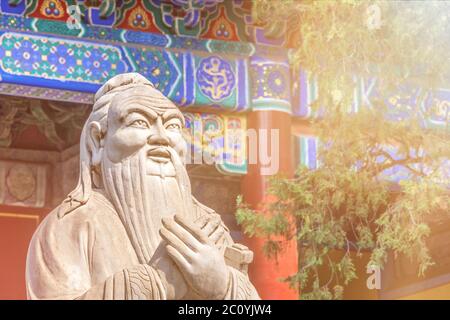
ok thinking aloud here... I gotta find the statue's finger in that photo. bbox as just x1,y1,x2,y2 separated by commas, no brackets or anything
162,216,203,250
209,227,225,244
195,214,210,229
166,245,192,274
216,234,226,248
203,216,221,236
173,214,209,244
197,213,221,229
159,227,196,258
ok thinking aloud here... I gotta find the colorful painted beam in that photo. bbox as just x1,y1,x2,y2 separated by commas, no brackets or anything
0,11,256,56
15,0,285,46
28,0,253,42
0,30,251,111
250,54,292,114
0,10,296,114
2,0,25,15
292,70,449,131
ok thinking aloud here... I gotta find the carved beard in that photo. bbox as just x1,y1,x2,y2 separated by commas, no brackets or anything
101,148,194,264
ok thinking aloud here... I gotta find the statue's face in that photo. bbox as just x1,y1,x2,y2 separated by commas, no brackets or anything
104,92,186,176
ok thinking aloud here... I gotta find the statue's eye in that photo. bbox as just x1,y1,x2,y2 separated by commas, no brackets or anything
131,119,149,129
166,123,181,130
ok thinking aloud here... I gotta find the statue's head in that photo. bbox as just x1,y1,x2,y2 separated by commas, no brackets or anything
90,74,187,180
59,73,193,263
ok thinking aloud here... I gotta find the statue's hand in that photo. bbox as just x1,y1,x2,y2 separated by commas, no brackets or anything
195,213,226,249
160,214,230,299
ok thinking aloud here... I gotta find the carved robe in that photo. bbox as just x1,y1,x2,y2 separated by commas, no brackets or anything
26,190,259,300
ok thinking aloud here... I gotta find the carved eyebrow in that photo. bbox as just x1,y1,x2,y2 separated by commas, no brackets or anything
124,107,158,122
162,109,184,124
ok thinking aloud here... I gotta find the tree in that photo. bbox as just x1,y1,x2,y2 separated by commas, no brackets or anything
236,0,450,299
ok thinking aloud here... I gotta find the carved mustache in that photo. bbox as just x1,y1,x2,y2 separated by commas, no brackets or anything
147,147,171,159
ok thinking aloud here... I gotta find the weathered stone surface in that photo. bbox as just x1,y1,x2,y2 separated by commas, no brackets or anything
25,73,259,300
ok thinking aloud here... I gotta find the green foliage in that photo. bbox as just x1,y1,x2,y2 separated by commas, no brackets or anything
236,0,450,299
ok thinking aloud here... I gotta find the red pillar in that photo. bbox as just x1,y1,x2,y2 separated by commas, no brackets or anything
241,110,298,300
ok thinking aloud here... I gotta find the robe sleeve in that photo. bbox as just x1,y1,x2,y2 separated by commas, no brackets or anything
224,266,260,300
77,265,166,300
26,212,166,300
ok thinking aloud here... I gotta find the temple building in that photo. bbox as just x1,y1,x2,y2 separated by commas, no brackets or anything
0,0,448,300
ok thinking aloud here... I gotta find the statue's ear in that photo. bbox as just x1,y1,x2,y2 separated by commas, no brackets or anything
87,121,103,168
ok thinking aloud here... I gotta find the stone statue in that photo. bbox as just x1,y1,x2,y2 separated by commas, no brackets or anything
25,73,260,300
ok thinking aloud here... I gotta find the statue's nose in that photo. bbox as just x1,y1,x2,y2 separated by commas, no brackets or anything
148,117,170,146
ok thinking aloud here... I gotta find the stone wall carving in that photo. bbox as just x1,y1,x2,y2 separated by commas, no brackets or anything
0,160,47,208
